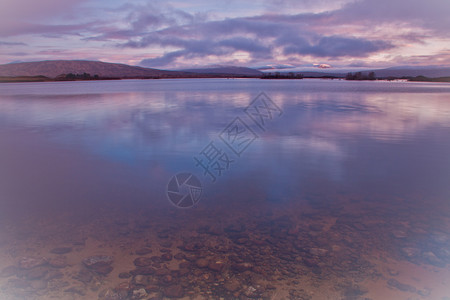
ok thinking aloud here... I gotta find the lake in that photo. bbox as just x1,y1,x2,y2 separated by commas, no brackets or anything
1,78,450,299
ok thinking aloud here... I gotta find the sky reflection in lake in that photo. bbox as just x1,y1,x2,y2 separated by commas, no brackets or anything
1,79,450,214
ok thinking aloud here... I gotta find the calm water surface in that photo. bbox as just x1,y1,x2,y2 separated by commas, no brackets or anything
1,79,450,299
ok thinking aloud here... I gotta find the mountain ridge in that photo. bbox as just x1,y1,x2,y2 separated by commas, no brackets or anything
1,60,449,80
0,60,180,78
0,60,263,79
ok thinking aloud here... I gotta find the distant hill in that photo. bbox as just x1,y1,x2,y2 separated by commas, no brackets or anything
409,76,450,83
1,60,449,81
0,60,263,80
0,60,184,79
366,67,450,78
180,66,263,76
262,66,450,79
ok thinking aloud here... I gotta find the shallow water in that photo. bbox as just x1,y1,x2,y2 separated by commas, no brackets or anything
0,78,450,299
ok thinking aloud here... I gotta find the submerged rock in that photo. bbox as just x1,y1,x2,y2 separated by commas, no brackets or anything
174,253,186,260
160,240,173,248
82,255,114,275
133,257,153,267
195,258,209,268
64,286,86,296
0,266,19,277
115,281,132,296
132,288,148,299
417,287,432,297
18,257,47,270
430,231,448,244
24,267,48,280
74,268,93,284
400,247,420,259
48,256,68,268
30,279,48,290
208,259,225,272
164,284,184,298
133,275,148,286
98,288,122,300
64,285,87,296
224,278,241,292
387,278,416,293
309,248,329,257
8,278,29,289
391,230,408,239
50,247,72,254
341,283,368,298
422,251,445,267
232,262,253,272
243,285,259,298
161,253,173,261
130,267,155,275
118,272,131,279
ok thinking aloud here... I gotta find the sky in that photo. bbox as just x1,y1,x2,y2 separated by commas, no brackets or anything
0,0,449,70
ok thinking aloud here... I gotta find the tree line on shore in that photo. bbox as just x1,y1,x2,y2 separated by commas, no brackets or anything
2,71,450,83
261,72,304,79
55,73,100,80
345,72,376,80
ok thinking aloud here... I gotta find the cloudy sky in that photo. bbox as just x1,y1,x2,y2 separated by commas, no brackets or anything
0,0,449,70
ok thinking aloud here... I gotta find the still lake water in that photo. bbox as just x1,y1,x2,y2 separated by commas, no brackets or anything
1,78,450,299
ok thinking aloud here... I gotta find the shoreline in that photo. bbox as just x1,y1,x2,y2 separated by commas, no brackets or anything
2,76,450,84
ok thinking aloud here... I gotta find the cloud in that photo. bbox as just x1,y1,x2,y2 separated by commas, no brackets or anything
0,41,26,46
257,64,296,70
0,0,97,38
218,37,271,55
0,0,85,21
0,23,93,38
314,63,332,68
139,36,271,67
118,10,396,67
124,2,197,31
132,21,394,66
388,50,450,66
283,36,393,57
336,0,450,35
0,0,448,67
6,52,28,57
0,0,90,36
141,51,186,67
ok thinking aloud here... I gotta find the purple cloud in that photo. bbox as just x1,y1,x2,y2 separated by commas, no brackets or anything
0,0,448,67
130,13,396,67
140,51,185,67
283,36,393,57
139,36,271,67
335,0,450,36
0,41,26,46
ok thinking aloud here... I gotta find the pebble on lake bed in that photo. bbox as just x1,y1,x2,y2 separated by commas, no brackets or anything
18,257,48,270
82,255,114,275
50,247,72,254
